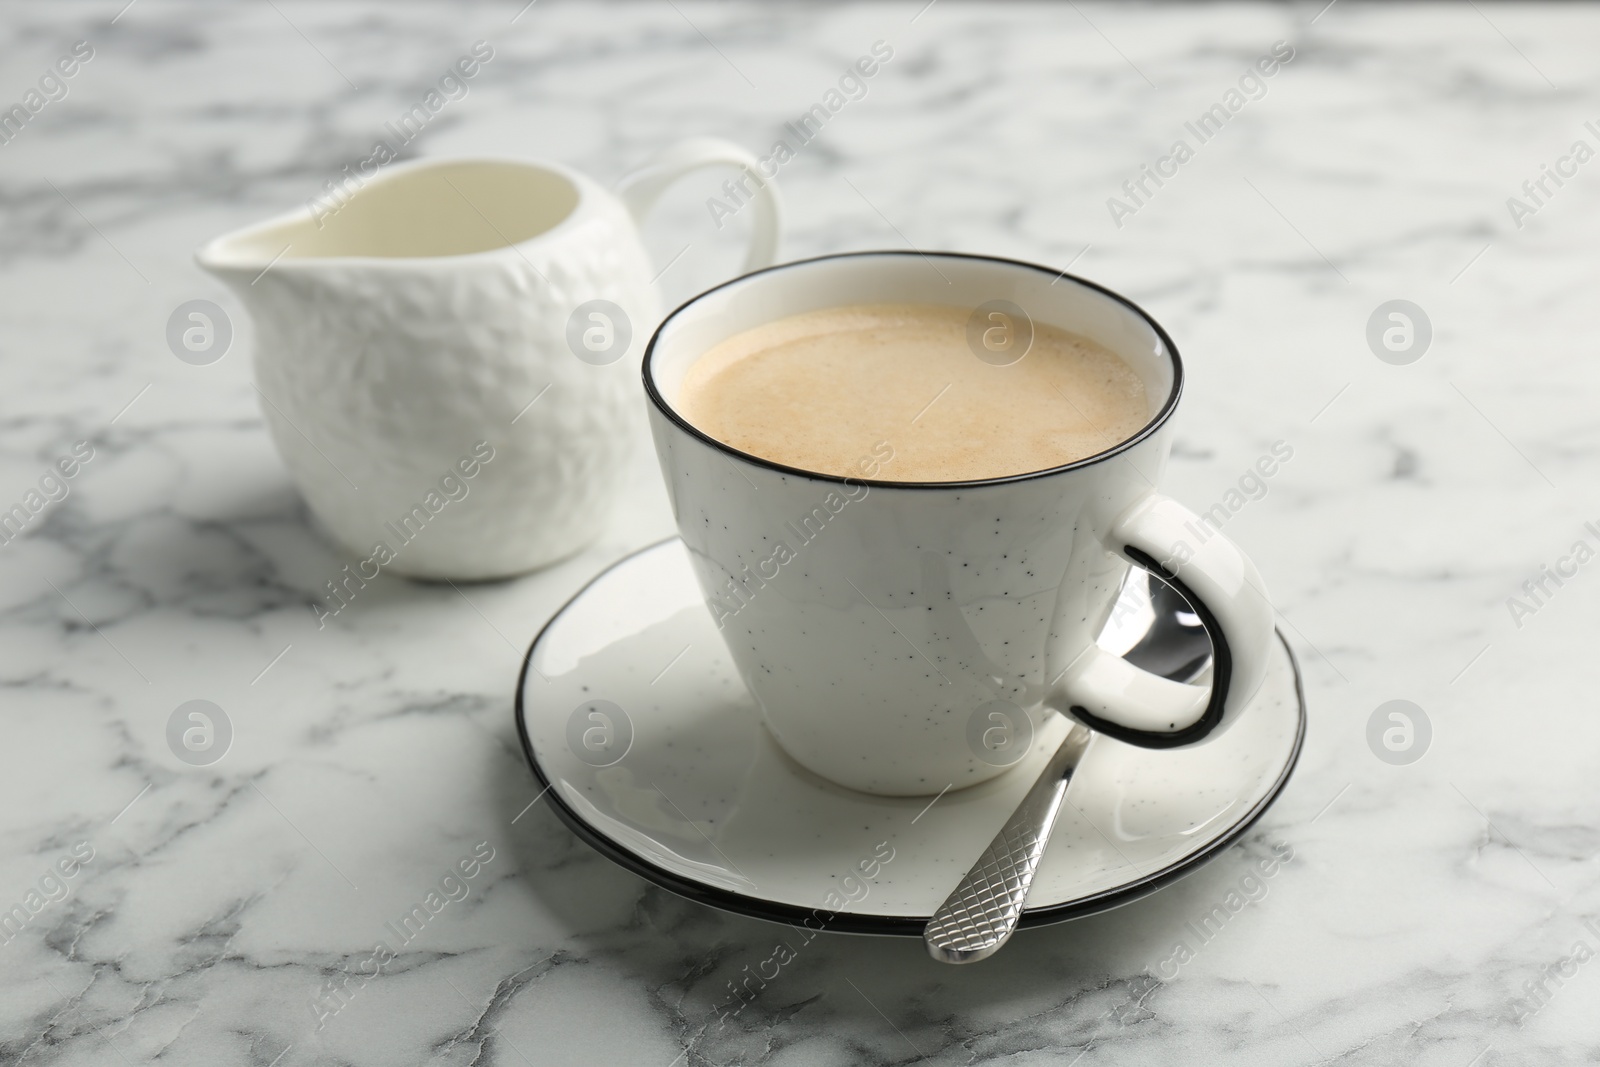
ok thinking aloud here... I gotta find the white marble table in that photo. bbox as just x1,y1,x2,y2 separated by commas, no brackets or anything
4,2,1598,1064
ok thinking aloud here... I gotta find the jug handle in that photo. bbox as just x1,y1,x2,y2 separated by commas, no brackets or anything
615,137,782,276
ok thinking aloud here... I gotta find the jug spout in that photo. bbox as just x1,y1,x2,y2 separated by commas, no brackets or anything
194,213,302,288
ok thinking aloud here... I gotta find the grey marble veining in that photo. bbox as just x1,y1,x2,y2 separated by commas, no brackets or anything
3,2,1599,1064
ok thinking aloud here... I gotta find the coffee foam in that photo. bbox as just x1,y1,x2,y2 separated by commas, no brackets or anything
678,303,1151,482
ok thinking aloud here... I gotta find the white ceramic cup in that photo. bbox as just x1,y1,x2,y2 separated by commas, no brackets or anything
197,139,780,580
643,251,1275,796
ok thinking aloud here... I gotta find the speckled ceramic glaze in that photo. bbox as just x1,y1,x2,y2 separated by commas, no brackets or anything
514,539,1304,930
197,141,780,579
644,253,1276,795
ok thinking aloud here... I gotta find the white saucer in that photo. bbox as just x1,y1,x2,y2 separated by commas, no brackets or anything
514,539,1305,934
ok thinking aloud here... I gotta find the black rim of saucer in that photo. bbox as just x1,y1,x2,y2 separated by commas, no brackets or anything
512,538,1308,937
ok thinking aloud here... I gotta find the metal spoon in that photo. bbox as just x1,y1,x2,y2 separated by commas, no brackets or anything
923,574,1211,964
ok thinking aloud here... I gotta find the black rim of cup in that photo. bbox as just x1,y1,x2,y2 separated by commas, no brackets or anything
640,249,1186,490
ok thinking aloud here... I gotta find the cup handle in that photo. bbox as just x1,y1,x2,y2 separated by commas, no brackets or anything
615,137,782,276
1050,492,1275,748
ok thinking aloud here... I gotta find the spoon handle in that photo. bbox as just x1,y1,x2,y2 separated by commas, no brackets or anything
923,722,1093,964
